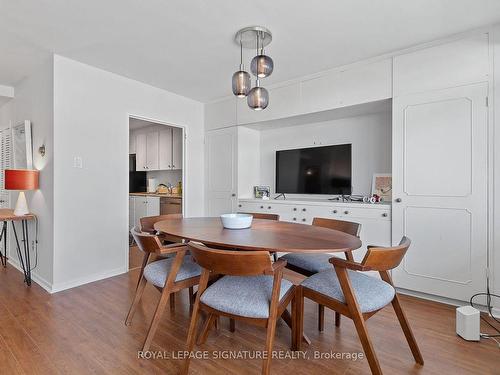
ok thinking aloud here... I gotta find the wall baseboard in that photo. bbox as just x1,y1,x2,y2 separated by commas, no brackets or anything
397,287,500,319
50,266,128,293
7,259,53,293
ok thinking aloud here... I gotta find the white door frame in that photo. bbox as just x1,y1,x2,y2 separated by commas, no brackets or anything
126,114,187,267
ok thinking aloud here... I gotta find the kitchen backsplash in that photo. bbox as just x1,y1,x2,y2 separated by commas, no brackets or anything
146,169,182,188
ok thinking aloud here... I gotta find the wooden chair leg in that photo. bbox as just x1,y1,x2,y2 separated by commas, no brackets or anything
125,275,148,325
188,286,195,306
335,266,383,375
291,291,298,350
391,294,424,365
143,250,186,351
379,270,424,365
170,292,176,310
351,309,382,375
295,287,304,351
182,270,210,375
229,318,236,332
142,287,172,351
318,304,325,331
262,315,278,375
197,313,216,345
335,311,341,327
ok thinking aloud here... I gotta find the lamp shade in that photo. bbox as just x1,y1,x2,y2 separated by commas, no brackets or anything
4,169,39,191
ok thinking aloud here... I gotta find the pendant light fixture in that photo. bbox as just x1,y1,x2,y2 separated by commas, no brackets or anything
231,39,251,97
232,26,273,110
250,32,274,78
247,78,269,110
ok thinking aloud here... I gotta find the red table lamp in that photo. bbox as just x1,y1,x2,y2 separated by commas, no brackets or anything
4,169,39,216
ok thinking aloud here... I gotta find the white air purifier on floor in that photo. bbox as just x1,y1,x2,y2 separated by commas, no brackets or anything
456,306,480,341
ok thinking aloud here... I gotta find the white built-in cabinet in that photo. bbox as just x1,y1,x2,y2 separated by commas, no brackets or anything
131,127,182,171
390,33,490,302
203,31,493,303
129,195,160,230
238,199,391,262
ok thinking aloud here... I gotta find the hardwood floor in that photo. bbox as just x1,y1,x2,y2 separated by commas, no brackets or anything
0,264,498,374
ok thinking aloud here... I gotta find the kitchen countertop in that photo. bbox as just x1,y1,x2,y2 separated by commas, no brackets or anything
130,192,182,198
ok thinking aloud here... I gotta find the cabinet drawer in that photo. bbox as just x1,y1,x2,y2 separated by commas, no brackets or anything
337,207,391,220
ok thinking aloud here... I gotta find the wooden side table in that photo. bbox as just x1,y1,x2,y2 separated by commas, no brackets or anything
0,209,37,286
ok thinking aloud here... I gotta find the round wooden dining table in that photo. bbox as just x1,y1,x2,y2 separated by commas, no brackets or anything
154,217,362,253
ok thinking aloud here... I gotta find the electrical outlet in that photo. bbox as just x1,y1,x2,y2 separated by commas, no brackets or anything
73,156,83,169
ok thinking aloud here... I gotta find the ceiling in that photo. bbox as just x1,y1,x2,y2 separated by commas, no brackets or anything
1,1,500,103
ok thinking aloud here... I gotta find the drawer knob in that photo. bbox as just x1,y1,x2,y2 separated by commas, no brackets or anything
382,212,388,217
333,210,338,214
260,205,264,209
293,207,297,211
395,198,402,203
268,206,271,209
344,210,349,214
302,208,306,212
293,217,297,221
238,204,242,208
302,218,306,222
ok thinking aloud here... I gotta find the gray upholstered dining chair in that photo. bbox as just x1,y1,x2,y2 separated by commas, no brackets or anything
296,237,423,375
279,217,361,330
182,242,296,375
125,227,203,351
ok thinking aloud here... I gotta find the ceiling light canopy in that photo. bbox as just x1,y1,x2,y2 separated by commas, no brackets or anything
232,26,273,110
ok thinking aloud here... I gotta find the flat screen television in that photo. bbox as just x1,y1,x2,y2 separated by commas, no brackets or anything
275,144,352,195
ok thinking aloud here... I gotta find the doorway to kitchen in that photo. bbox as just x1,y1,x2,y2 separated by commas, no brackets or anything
128,116,185,270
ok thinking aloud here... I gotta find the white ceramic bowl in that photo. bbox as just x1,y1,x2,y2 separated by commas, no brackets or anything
220,213,253,229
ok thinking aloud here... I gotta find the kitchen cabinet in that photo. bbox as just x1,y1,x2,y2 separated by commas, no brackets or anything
129,132,136,154
146,131,159,170
129,195,160,229
135,133,147,171
172,127,182,170
159,129,172,169
134,127,182,171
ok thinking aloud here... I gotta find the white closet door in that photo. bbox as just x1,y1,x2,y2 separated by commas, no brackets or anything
205,127,237,216
392,82,488,302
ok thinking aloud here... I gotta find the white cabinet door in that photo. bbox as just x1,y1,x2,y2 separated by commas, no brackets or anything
392,83,488,302
129,196,135,230
172,127,183,170
135,133,147,171
206,127,237,216
146,131,159,170
159,128,173,170
146,197,160,217
134,197,147,229
129,132,136,154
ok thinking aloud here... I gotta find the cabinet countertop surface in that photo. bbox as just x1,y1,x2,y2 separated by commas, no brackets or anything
239,197,391,209
129,192,182,198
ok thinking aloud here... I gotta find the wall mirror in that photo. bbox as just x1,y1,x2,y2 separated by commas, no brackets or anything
13,120,33,169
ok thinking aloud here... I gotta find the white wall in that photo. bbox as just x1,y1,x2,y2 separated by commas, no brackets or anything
52,55,204,291
258,112,391,197
0,59,54,289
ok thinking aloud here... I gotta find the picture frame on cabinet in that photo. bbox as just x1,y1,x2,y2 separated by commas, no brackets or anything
254,186,271,199
371,173,392,201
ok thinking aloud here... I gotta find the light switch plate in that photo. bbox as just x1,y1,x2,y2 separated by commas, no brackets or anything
73,156,83,169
